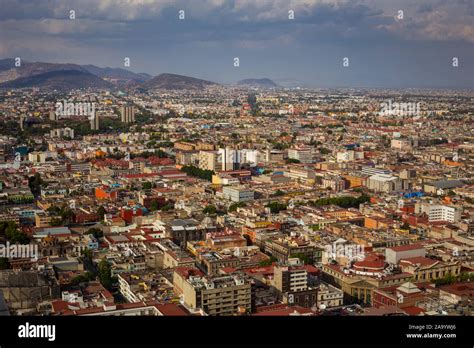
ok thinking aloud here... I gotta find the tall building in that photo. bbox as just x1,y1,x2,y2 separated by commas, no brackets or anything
121,105,135,124
49,110,58,121
90,111,99,130
19,115,25,131
182,273,252,315
274,259,308,293
288,147,313,163
198,151,218,171
273,258,319,308
218,147,240,171
50,128,75,139
415,202,462,223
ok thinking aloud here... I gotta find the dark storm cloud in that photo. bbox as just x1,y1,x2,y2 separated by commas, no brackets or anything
0,0,472,87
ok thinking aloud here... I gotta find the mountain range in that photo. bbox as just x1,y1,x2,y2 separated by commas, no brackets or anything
237,78,278,88
141,73,218,90
0,58,277,91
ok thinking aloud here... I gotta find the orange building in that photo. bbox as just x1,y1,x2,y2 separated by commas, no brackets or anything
343,175,367,188
364,216,391,230
95,186,118,200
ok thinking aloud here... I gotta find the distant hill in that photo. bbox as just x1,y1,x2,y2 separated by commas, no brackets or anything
237,78,278,88
0,58,16,72
142,73,218,90
0,69,112,90
82,65,152,83
0,58,150,90
0,60,90,84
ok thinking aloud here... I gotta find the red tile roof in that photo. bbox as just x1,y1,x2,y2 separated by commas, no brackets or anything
154,303,189,316
253,306,315,316
399,257,438,267
389,244,424,252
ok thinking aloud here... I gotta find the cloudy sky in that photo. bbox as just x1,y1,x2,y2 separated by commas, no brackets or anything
0,0,473,88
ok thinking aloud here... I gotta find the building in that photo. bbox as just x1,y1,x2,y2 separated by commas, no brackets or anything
28,152,48,163
197,251,240,276
264,237,322,264
399,257,461,282
198,151,218,171
50,128,75,139
322,264,413,305
273,259,325,308
322,176,346,192
159,239,195,269
284,167,316,182
182,273,252,315
174,142,196,151
317,282,344,309
367,174,402,193
49,110,58,121
95,186,118,201
117,271,176,303
212,173,240,186
222,186,254,203
218,147,240,171
121,105,135,124
415,202,462,223
288,147,313,163
423,180,464,196
273,259,309,294
336,150,364,163
372,282,425,309
385,244,426,265
391,138,417,150
438,282,474,305
90,112,99,130
361,167,391,176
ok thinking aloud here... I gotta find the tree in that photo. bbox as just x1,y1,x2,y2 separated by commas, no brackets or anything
272,190,285,197
266,202,287,214
286,158,300,164
229,202,246,212
150,200,160,212
97,206,107,220
142,182,153,190
82,248,93,264
160,203,174,211
310,194,370,209
181,165,214,181
319,147,331,154
290,253,311,265
98,258,113,290
86,228,103,239
259,257,277,267
203,205,217,215
71,272,95,285
0,221,29,244
28,172,42,197
60,206,75,223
